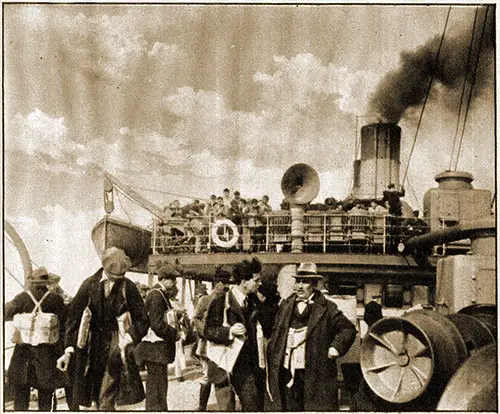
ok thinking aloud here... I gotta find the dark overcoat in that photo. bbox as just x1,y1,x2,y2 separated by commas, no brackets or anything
204,289,260,385
5,286,66,389
64,268,149,406
267,290,357,411
134,284,177,366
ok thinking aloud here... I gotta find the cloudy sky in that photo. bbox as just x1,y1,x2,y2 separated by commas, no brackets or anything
4,4,495,296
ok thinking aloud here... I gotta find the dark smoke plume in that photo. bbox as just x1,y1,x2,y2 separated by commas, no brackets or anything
369,6,494,123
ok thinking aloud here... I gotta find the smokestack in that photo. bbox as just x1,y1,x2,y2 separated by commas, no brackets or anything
351,123,402,200
369,6,494,123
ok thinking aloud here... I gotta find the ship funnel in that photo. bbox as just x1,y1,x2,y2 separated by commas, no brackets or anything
281,163,320,205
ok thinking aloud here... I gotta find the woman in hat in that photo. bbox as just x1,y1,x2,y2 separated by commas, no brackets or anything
57,247,149,410
5,267,67,411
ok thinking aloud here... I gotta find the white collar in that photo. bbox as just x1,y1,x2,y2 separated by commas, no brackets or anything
231,286,247,308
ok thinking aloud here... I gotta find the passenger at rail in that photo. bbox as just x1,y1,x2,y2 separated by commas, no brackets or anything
222,188,233,209
134,265,179,411
205,195,217,217
382,184,402,217
165,200,183,218
248,199,265,252
182,199,204,217
213,196,228,219
5,267,67,411
233,191,244,209
267,262,356,411
403,210,430,237
368,200,388,214
57,247,149,410
205,258,263,411
348,203,368,215
259,195,273,214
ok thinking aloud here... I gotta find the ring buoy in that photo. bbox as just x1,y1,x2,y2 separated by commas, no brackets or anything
211,219,239,249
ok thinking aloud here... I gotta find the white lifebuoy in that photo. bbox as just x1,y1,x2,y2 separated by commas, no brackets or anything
211,219,239,249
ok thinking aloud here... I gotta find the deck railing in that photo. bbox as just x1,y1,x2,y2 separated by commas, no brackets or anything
150,211,426,255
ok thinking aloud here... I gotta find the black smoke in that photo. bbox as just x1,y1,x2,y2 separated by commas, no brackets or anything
369,6,494,123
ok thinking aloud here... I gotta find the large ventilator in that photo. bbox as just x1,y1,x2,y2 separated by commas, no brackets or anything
281,163,320,253
360,308,496,410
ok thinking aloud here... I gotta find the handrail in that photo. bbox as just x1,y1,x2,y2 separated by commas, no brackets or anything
150,212,473,256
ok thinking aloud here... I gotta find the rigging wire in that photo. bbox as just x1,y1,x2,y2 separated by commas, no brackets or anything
453,6,489,171
5,267,25,289
405,173,423,213
401,6,452,187
448,7,480,171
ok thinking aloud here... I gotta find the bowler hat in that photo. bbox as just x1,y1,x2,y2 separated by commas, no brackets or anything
30,267,50,284
102,247,132,277
293,262,322,279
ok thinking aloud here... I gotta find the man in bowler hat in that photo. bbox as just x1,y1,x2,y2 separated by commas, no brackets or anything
267,262,356,411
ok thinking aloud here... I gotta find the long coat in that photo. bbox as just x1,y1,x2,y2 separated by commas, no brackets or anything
134,284,177,366
267,290,357,411
5,286,66,389
205,289,260,385
65,268,149,406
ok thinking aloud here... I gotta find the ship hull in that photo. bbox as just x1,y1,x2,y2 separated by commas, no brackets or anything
92,216,151,273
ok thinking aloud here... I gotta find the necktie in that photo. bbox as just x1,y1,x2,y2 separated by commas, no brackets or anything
103,280,110,298
296,298,313,314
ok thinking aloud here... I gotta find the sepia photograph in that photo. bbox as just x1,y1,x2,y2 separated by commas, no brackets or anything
3,3,496,411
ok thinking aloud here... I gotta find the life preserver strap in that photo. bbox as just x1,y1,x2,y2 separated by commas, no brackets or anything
211,219,239,249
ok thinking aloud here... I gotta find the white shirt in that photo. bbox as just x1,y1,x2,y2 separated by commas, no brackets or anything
100,273,117,297
231,286,247,308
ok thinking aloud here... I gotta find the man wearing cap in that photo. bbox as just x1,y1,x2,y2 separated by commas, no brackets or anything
134,264,180,411
5,267,67,411
205,258,264,411
57,247,149,410
267,262,356,411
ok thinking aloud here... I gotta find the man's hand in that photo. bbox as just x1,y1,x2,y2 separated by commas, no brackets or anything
56,351,72,372
328,347,340,359
229,323,246,337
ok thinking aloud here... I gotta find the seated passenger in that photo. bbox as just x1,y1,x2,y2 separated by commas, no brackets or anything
348,203,367,215
368,200,388,214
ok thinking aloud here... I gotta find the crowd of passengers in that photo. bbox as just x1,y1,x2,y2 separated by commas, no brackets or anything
157,185,429,253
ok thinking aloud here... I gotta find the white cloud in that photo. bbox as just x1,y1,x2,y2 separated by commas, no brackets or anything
7,109,72,159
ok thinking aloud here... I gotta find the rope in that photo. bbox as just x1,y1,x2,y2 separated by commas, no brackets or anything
448,7,480,170
402,6,452,187
453,6,489,171
115,190,133,223
128,185,208,202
